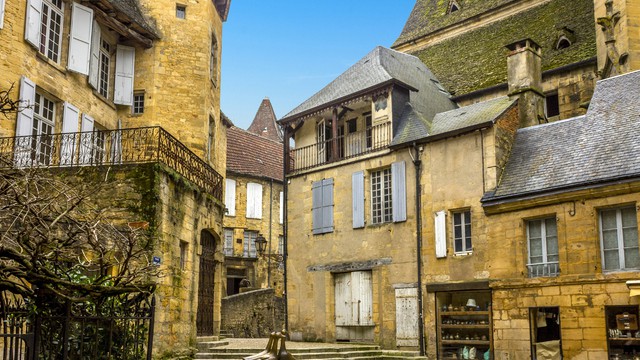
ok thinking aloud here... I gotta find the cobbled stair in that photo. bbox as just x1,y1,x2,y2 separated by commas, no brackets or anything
195,339,428,360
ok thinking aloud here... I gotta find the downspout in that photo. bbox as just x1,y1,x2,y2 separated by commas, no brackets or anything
412,142,426,356
283,127,290,333
268,179,273,286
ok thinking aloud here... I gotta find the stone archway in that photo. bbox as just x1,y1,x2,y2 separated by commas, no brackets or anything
197,229,217,336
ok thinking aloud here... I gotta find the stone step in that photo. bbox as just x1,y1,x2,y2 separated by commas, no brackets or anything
195,350,426,360
196,340,229,351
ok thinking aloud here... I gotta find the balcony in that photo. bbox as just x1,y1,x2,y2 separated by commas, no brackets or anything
290,121,391,173
527,262,560,278
0,126,223,200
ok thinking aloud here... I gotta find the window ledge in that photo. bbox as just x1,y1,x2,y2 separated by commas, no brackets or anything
35,52,66,75
453,251,473,257
92,90,117,110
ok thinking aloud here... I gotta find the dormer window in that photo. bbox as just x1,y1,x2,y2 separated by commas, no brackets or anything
556,35,572,50
448,0,461,14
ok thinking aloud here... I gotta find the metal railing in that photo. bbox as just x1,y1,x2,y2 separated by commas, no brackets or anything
0,126,223,200
527,262,560,278
290,121,391,173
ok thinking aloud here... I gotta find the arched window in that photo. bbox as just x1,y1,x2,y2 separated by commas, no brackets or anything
556,35,572,50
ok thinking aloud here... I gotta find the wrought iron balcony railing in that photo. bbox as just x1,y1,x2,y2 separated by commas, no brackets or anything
527,262,560,278
290,121,391,173
0,126,223,200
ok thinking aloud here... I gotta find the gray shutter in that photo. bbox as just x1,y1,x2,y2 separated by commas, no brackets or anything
322,178,334,233
312,180,322,234
24,0,42,48
392,161,407,222
225,179,236,216
67,2,93,75
79,114,94,164
435,210,447,258
60,102,80,165
14,76,36,167
114,45,135,105
352,171,365,228
88,21,101,88
0,0,6,29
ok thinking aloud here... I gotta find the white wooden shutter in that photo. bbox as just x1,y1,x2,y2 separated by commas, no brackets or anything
395,288,419,346
246,182,263,219
334,273,350,326
322,178,334,233
352,171,365,228
79,114,94,164
353,271,373,325
60,102,80,165
14,76,36,167
279,191,284,224
67,3,93,75
392,161,407,222
312,180,323,234
110,118,122,163
435,210,447,258
88,21,101,88
225,179,236,216
24,0,43,48
0,0,6,29
114,45,135,105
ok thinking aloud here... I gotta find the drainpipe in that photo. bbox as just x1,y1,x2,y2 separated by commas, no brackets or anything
412,142,426,356
268,178,273,287
283,127,290,334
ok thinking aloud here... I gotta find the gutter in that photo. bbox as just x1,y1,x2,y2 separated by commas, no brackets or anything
411,143,426,356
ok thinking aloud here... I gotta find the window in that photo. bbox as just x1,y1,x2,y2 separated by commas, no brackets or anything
98,38,111,98
176,4,186,19
346,118,357,134
36,0,64,62
31,91,56,164
225,179,236,216
530,307,561,359
243,231,257,258
371,168,392,224
207,115,215,163
365,113,372,149
545,93,560,118
312,178,334,234
453,210,472,254
556,36,572,50
246,182,263,219
448,1,461,13
527,218,559,277
133,92,145,114
210,35,218,84
223,228,233,256
79,115,106,165
600,206,639,271
179,241,188,270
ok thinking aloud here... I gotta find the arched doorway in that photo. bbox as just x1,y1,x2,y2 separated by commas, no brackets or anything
197,229,217,336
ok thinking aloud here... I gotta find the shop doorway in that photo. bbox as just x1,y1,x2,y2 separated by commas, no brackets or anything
530,307,562,360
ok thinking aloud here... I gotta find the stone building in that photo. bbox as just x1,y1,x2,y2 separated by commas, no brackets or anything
223,98,285,297
0,0,230,356
280,0,640,358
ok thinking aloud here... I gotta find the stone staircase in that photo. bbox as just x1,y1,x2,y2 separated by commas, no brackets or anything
195,338,427,360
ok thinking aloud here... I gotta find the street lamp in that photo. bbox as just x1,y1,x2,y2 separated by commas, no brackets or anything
255,233,268,257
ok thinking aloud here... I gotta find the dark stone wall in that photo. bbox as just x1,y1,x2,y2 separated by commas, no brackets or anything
221,288,285,338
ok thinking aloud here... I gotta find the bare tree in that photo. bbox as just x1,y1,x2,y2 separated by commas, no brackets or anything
0,162,160,303
0,82,28,118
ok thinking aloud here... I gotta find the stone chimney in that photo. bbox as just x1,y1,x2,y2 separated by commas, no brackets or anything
506,38,545,128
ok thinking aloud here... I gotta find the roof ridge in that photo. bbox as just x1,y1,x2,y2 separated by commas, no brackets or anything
229,126,284,146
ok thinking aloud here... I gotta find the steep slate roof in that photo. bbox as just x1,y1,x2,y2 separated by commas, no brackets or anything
227,126,284,182
485,70,640,201
107,0,159,39
391,96,516,147
394,0,596,96
247,98,283,143
281,46,456,121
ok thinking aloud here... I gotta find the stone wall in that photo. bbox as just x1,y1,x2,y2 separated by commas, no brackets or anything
221,288,286,338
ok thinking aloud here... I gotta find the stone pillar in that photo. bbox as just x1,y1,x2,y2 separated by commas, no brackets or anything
506,38,545,128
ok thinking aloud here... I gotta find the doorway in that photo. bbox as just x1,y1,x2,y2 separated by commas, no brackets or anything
334,271,374,342
197,230,217,336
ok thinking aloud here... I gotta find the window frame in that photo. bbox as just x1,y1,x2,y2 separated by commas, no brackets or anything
370,167,392,224
544,92,560,119
97,36,111,98
133,91,145,114
39,0,65,63
176,4,186,19
599,206,639,272
223,228,234,256
452,209,472,254
31,91,56,165
243,230,258,258
210,34,218,85
526,217,560,277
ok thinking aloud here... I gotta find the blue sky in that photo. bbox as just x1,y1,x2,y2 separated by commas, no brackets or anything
220,1,416,130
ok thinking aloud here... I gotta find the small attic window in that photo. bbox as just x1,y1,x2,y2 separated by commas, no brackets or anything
448,1,461,14
556,35,572,50
431,79,449,95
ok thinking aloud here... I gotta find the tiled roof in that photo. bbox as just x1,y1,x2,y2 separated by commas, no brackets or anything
226,126,284,182
247,98,283,143
391,96,516,147
486,70,640,201
395,0,596,96
281,46,456,121
107,0,159,39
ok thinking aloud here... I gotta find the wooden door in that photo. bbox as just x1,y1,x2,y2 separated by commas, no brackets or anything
334,271,374,341
395,287,419,347
197,230,216,336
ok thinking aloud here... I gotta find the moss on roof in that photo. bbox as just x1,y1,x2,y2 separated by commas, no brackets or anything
404,0,596,96
394,0,514,47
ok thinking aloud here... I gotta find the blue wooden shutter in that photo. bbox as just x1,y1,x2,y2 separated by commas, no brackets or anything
352,171,365,228
312,180,323,234
322,178,334,233
392,161,407,222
